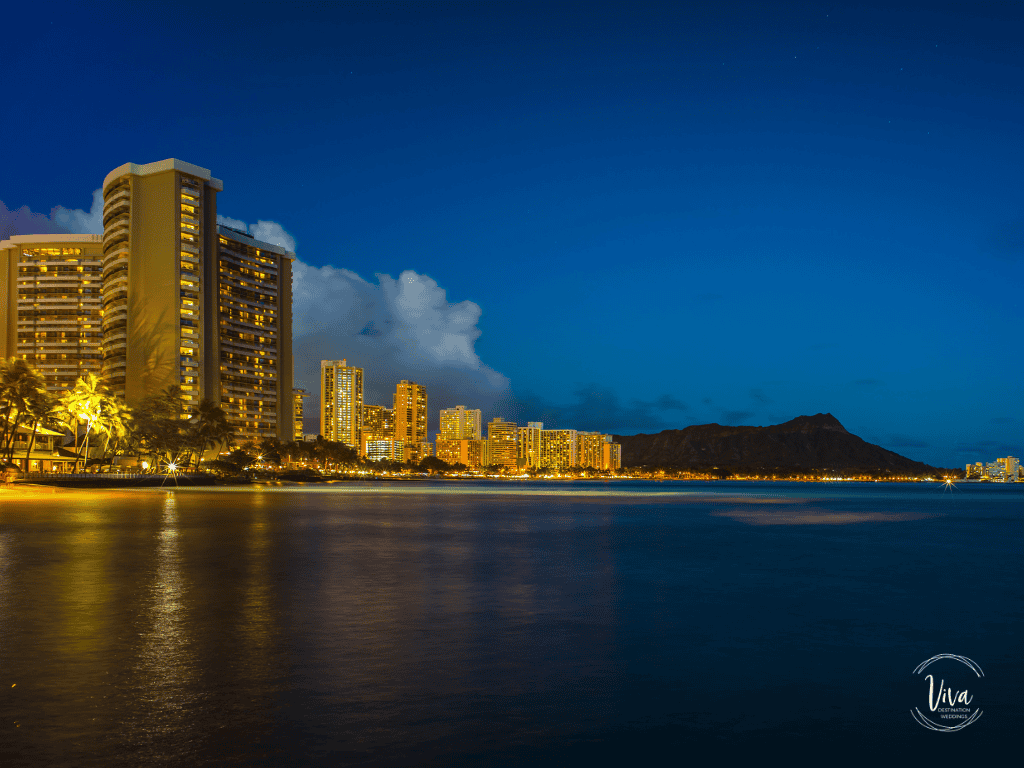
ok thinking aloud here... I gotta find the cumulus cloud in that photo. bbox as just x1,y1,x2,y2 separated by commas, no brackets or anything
293,262,511,425
51,189,104,234
1,191,102,239
217,215,297,252
216,214,249,231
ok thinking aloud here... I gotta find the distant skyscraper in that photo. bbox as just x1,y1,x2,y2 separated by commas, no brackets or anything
541,429,577,469
361,404,395,456
393,380,427,444
436,438,483,468
439,405,481,441
292,388,308,441
575,432,622,471
486,417,518,469
1,234,104,393
321,360,364,447
577,432,606,470
517,422,543,469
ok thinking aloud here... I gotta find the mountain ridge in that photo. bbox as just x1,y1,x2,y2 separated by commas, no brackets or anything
612,413,937,474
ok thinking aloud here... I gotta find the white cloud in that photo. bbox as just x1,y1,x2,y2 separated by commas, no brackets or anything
250,220,296,252
4,192,509,425
51,189,104,235
216,216,297,252
216,214,249,231
293,262,510,418
1,191,102,239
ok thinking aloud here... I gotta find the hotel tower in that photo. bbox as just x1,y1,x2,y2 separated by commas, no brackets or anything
98,159,294,441
1,234,104,393
320,359,364,448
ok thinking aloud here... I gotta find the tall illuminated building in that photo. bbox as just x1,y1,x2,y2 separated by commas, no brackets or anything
541,429,577,469
439,405,481,440
360,404,394,456
517,422,543,469
393,380,428,463
393,380,427,443
99,158,293,441
1,234,104,393
486,417,518,470
292,388,308,441
577,432,607,470
216,226,294,442
435,438,483,469
100,159,222,410
320,359,363,448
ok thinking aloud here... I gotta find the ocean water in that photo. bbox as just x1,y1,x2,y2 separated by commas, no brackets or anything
0,480,1020,765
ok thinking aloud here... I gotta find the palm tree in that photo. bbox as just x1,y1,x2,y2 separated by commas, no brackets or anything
60,373,108,472
22,387,60,472
187,398,234,469
131,385,188,472
92,395,132,471
1,358,49,465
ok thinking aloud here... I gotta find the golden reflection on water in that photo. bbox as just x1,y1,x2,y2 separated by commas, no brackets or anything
132,493,195,730
239,492,275,680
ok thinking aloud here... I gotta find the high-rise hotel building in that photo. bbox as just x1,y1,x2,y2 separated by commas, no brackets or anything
1,234,104,393
360,403,394,456
100,160,223,409
320,359,363,448
3,159,295,442
393,380,427,444
95,158,295,443
216,225,293,441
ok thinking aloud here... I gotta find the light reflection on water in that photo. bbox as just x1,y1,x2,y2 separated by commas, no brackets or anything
0,482,1020,765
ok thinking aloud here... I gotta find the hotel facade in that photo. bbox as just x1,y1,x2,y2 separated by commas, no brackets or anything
320,359,364,448
1,234,104,393
3,158,295,443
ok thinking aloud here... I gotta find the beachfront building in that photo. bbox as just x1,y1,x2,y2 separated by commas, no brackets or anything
100,159,223,411
517,422,543,469
540,429,578,470
486,417,518,470
6,422,77,473
1,234,105,394
439,405,481,440
320,359,363,449
998,457,1019,482
98,158,294,440
366,439,405,462
435,438,483,468
360,404,395,456
393,380,427,445
292,388,307,441
216,226,294,443
577,432,623,471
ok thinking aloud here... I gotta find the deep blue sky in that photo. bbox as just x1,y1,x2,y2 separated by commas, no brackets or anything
4,1,1022,467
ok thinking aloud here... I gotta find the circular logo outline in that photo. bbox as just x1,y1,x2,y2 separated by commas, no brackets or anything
910,653,984,732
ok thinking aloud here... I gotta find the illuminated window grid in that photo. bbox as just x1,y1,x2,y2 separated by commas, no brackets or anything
11,245,104,393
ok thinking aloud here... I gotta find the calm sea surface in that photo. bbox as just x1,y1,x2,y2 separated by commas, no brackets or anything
0,480,1021,765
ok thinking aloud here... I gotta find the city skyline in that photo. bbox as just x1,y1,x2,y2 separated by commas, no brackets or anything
2,2,1022,467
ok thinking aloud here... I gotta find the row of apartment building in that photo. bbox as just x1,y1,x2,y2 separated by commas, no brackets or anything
318,359,621,470
1,159,295,444
965,457,1020,482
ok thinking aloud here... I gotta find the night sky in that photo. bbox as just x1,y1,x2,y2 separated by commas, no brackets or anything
3,1,1022,467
